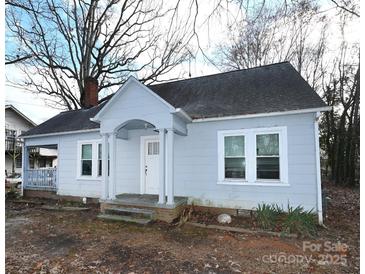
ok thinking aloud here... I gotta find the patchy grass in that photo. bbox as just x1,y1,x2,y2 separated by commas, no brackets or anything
6,183,359,273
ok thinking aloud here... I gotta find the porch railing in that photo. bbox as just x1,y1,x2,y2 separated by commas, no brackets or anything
25,168,57,190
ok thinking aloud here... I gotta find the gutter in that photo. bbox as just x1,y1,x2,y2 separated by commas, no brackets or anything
192,106,332,123
172,108,192,122
20,128,100,139
314,111,324,225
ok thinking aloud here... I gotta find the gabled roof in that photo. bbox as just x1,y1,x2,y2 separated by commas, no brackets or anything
5,104,37,127
148,62,327,119
21,62,328,137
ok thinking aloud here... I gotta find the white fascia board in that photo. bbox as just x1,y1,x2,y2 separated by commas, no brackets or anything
21,128,100,139
92,76,176,121
172,108,192,122
192,106,332,123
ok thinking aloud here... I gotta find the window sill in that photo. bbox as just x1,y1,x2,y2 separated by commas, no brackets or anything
217,180,289,187
76,176,102,181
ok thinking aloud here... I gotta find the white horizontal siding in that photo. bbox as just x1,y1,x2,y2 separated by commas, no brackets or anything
173,112,318,211
24,111,318,211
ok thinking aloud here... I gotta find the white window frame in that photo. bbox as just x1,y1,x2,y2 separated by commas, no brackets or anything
77,139,102,180
218,130,248,184
217,126,288,186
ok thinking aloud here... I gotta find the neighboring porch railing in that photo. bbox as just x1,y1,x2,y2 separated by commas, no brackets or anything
25,168,57,190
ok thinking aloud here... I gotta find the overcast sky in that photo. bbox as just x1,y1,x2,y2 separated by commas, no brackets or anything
5,0,359,125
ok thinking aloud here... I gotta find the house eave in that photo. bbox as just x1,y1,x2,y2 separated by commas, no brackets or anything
192,106,332,123
172,108,192,122
20,128,100,139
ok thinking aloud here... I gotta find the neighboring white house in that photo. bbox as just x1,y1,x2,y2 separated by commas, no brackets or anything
5,105,57,176
20,62,330,223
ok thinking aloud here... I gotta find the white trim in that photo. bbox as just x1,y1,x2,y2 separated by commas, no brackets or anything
253,127,288,184
22,128,100,139
193,107,332,123
93,76,176,122
314,112,324,225
173,108,192,122
166,129,175,205
140,135,159,194
217,126,288,185
76,139,102,180
158,129,166,204
217,181,290,187
217,131,247,182
108,133,117,199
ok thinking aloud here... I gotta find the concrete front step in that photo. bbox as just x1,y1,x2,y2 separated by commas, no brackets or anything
104,207,154,219
97,214,151,224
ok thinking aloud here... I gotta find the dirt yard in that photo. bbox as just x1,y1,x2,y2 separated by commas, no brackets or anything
6,183,359,273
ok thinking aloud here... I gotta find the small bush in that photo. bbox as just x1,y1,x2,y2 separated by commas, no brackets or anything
282,205,317,237
255,203,282,230
6,188,20,200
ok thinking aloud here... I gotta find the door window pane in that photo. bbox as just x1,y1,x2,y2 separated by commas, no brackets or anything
148,142,159,155
256,134,279,156
225,157,245,179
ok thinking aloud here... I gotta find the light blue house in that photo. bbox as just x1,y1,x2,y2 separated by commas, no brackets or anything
21,62,330,223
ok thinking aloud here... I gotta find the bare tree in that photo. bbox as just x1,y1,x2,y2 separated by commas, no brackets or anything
6,0,197,109
330,0,359,17
218,0,360,185
320,41,360,186
216,0,328,90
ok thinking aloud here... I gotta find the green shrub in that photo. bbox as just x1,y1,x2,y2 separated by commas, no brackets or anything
282,205,317,237
6,188,20,200
255,203,282,230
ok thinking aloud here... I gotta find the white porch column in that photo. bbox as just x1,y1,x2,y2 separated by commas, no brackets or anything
166,129,174,205
158,129,166,204
21,144,29,196
101,133,109,200
108,133,117,199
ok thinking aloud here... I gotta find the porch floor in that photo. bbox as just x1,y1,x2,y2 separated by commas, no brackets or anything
113,193,188,209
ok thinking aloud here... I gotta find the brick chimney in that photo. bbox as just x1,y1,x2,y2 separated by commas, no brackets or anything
84,77,99,108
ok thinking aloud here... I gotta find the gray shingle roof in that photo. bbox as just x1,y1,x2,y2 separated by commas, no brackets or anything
22,62,326,137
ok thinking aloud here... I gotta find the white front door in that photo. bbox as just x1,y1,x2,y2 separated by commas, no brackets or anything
144,137,160,194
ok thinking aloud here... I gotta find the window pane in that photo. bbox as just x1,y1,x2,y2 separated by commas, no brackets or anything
257,157,280,179
98,143,102,159
82,144,92,159
148,143,153,155
225,136,245,157
225,157,245,179
98,159,102,176
81,160,92,175
153,142,159,155
256,134,279,156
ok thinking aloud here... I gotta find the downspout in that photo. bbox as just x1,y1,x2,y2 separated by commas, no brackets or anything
314,112,323,225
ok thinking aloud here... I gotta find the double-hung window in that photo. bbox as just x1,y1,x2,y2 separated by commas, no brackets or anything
81,144,93,176
224,136,246,179
218,127,287,185
98,143,102,177
77,140,102,179
256,133,280,180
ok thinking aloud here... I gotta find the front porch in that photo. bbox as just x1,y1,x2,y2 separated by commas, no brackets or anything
100,194,188,223
94,77,192,214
